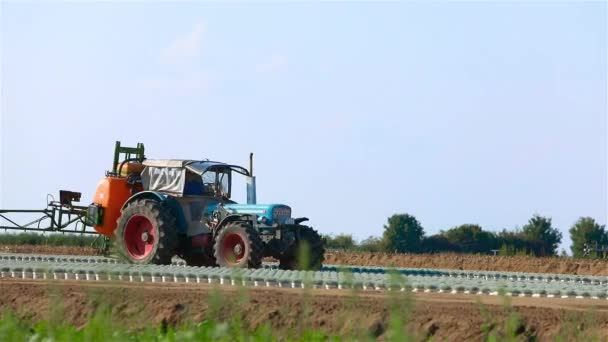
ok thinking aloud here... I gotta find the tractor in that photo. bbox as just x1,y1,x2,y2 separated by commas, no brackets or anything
86,142,324,269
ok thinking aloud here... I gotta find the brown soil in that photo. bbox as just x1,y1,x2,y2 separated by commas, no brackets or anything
3,245,608,276
325,251,608,276
0,279,606,341
2,246,606,339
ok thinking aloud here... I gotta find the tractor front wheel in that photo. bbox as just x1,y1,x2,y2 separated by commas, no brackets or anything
213,222,263,268
115,199,177,265
279,226,325,270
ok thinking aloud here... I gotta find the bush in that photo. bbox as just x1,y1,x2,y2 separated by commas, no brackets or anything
321,234,356,250
358,236,385,252
0,233,97,247
421,235,459,253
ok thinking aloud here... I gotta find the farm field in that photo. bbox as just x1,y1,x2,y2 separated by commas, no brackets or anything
0,247,607,340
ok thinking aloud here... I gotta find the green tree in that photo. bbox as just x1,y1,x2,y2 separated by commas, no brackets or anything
421,234,459,253
382,214,425,253
441,224,498,254
569,217,607,258
497,228,543,256
521,214,562,256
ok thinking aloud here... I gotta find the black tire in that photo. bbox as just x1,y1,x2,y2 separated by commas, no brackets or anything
279,226,325,270
213,222,263,268
114,199,177,265
177,234,217,267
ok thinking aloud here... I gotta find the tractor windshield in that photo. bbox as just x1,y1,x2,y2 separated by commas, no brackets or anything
184,161,247,199
202,170,230,198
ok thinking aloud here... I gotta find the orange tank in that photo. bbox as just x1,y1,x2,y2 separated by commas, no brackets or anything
119,162,145,177
92,177,133,237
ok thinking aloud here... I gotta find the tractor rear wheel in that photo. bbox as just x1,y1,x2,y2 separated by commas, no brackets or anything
115,199,177,265
279,226,325,270
214,222,263,268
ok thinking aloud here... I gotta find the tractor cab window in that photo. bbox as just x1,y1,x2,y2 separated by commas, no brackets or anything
202,170,231,198
143,167,184,196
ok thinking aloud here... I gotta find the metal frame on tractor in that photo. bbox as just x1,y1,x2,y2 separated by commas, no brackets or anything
0,142,146,252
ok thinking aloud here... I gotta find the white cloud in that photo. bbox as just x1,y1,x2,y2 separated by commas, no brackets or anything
161,22,205,64
256,53,288,73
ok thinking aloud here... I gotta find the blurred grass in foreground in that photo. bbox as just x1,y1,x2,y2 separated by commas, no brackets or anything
0,235,603,341
0,282,602,342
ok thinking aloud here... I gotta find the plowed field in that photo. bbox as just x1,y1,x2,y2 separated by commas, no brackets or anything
1,246,608,339
325,251,608,276
1,280,607,341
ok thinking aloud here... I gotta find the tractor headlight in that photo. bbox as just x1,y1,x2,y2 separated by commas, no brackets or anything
86,204,104,226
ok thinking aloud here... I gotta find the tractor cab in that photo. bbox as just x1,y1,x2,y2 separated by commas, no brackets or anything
139,160,250,201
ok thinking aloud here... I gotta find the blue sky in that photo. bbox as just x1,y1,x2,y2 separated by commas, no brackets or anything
1,2,606,252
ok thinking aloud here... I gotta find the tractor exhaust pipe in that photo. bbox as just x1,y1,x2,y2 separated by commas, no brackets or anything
247,153,257,204
249,153,254,176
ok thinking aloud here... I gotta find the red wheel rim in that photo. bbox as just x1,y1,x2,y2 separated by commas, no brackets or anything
221,233,246,265
124,215,156,259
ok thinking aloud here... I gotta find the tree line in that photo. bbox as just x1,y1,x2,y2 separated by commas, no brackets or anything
322,214,607,258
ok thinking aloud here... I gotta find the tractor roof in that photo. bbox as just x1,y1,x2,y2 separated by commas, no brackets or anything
142,159,250,176
142,159,191,168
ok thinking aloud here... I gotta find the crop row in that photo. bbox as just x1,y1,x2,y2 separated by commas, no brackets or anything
0,256,607,299
1,252,606,285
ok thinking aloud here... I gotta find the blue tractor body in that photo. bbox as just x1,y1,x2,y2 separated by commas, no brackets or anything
206,203,293,225
124,192,293,233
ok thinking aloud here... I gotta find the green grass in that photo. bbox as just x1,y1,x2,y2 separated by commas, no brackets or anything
0,309,331,342
0,233,98,247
